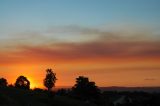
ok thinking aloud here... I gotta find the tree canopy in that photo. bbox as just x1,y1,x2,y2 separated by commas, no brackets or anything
15,76,30,89
72,76,101,100
0,78,8,87
44,69,57,91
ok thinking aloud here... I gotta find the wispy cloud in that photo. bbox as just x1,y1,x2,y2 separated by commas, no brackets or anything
145,78,156,81
0,25,160,64
0,39,160,64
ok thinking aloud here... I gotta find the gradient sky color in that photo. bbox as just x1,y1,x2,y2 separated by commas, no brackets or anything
0,0,160,88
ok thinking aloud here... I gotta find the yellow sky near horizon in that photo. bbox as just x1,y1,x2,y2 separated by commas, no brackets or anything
1,58,160,89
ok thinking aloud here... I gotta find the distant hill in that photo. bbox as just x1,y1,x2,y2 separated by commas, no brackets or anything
55,86,160,92
100,86,160,92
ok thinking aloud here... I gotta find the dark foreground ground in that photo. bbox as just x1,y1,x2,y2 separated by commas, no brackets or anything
0,87,96,106
0,86,160,106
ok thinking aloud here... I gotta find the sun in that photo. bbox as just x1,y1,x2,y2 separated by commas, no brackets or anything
27,77,38,89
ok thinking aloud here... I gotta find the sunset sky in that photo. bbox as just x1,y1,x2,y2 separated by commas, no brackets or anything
0,0,160,88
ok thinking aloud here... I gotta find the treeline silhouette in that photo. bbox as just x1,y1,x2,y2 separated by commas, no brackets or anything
0,68,160,106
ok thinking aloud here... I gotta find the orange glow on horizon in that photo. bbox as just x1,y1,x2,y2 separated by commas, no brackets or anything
0,40,160,88
0,58,159,89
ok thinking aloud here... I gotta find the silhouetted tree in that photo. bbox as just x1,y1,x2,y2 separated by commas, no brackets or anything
15,76,30,89
44,69,57,91
0,78,7,87
72,76,101,100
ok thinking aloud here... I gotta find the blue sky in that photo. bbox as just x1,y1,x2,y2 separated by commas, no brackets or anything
0,0,160,30
0,0,160,42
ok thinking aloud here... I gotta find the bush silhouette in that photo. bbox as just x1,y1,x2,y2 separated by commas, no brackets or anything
0,78,8,87
15,76,30,89
44,69,57,91
72,76,101,100
56,88,68,96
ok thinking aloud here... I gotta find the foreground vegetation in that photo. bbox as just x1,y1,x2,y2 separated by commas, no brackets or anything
0,68,160,106
0,86,97,106
1,86,160,106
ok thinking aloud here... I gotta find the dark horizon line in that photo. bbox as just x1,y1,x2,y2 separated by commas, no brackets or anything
54,86,160,88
